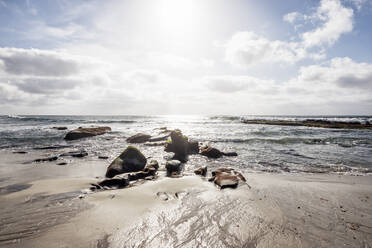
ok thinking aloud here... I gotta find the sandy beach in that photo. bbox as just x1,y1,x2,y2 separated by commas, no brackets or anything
1,150,371,248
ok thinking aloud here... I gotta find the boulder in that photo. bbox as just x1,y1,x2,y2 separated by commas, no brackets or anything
164,130,189,161
33,156,58,163
64,126,111,140
105,146,147,178
194,166,207,177
200,146,223,158
126,133,152,143
165,160,183,177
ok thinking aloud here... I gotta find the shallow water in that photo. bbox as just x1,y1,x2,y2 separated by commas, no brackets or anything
1,115,372,174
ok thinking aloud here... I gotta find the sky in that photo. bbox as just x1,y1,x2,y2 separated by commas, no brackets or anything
0,0,371,115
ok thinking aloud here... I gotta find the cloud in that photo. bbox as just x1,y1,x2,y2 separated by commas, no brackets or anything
302,0,354,48
225,32,307,67
297,57,372,90
283,12,301,23
225,0,353,67
0,47,81,76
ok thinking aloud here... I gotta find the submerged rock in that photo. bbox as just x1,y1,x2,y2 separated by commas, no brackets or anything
200,146,238,158
64,126,111,140
165,160,183,177
52,126,68,130
148,134,170,142
209,168,246,189
194,166,207,177
60,150,88,158
33,156,58,163
105,146,147,178
126,133,152,143
200,146,223,158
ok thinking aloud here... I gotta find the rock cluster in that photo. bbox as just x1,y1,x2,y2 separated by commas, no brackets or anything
164,130,200,161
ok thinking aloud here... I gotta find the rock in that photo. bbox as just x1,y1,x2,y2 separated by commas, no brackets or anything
164,130,189,162
33,145,71,150
194,166,207,177
214,174,239,189
222,152,238,157
165,160,183,177
13,151,27,154
64,126,111,140
52,126,68,130
200,146,223,158
188,141,199,154
98,156,109,159
128,168,156,181
126,133,151,143
95,175,130,189
105,146,147,178
57,162,68,166
33,156,58,163
60,150,88,158
209,168,246,189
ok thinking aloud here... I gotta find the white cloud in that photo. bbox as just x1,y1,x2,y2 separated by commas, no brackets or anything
226,0,353,67
283,12,301,23
203,75,273,93
302,0,354,48
225,32,307,67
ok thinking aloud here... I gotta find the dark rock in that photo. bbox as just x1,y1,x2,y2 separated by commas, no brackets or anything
64,126,111,140
33,156,58,163
222,152,238,157
96,175,129,189
33,145,71,150
165,160,183,177
126,133,152,143
13,151,27,154
194,166,207,177
200,146,223,158
57,162,68,166
128,168,156,181
60,150,88,158
188,141,199,154
105,146,147,178
52,126,68,130
164,130,189,162
98,156,109,159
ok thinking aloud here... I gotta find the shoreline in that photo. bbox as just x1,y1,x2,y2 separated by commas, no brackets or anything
1,166,372,247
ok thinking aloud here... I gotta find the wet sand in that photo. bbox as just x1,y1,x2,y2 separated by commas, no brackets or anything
1,151,372,247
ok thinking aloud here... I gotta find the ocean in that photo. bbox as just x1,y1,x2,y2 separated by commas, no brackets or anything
1,115,372,174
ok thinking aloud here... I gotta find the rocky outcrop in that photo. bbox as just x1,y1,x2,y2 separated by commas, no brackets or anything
165,160,183,177
209,168,246,189
52,126,68,130
126,133,152,143
194,166,207,177
105,146,147,178
64,126,111,140
200,146,238,158
33,156,58,163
